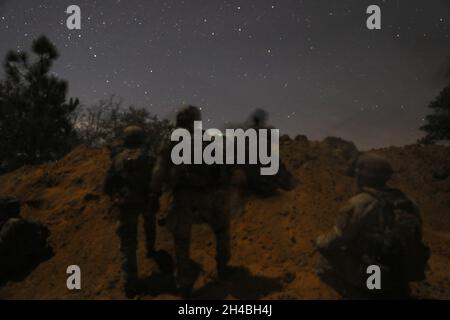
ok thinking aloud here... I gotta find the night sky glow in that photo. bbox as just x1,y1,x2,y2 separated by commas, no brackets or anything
1,0,450,149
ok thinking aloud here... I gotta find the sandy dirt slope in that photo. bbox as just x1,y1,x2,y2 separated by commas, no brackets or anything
0,138,449,300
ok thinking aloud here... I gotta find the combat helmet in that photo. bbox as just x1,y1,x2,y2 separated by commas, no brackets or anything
355,153,393,188
123,125,145,148
248,108,268,128
176,105,202,130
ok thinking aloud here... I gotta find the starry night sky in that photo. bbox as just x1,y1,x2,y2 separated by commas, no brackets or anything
0,0,449,149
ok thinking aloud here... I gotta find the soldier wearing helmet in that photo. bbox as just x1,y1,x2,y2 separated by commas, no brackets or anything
123,125,146,147
247,108,269,129
151,105,237,297
242,109,295,198
103,125,155,298
355,154,393,189
314,153,429,299
175,105,201,131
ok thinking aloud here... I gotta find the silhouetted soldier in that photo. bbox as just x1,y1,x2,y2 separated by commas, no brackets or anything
244,109,295,197
315,154,430,299
151,105,238,296
245,108,270,129
103,125,155,298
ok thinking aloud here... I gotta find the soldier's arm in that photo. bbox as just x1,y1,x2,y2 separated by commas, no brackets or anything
315,202,354,251
316,195,376,251
337,198,377,243
150,143,172,196
103,164,120,196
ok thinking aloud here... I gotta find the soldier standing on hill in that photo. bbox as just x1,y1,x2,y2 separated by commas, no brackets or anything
150,105,238,297
243,109,295,197
315,154,430,299
103,126,155,298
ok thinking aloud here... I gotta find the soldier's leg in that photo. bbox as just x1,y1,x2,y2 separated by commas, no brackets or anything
211,215,231,278
143,201,175,274
173,215,195,294
116,205,139,296
142,203,156,256
167,193,197,295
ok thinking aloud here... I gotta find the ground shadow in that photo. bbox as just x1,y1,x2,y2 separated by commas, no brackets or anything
140,249,178,296
140,272,178,296
192,266,282,300
0,248,54,287
318,269,414,300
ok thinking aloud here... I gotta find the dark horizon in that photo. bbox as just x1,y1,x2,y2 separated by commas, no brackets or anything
1,0,449,149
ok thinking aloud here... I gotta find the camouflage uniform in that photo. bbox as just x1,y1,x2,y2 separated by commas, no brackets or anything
103,126,155,297
0,196,51,284
151,105,238,295
315,154,429,299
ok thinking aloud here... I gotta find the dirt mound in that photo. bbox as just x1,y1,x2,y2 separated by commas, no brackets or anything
0,139,449,300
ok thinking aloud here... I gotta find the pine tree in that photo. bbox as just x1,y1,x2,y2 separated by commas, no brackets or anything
419,85,450,144
0,36,79,171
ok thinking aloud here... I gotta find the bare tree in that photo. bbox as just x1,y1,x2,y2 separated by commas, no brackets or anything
73,95,172,155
